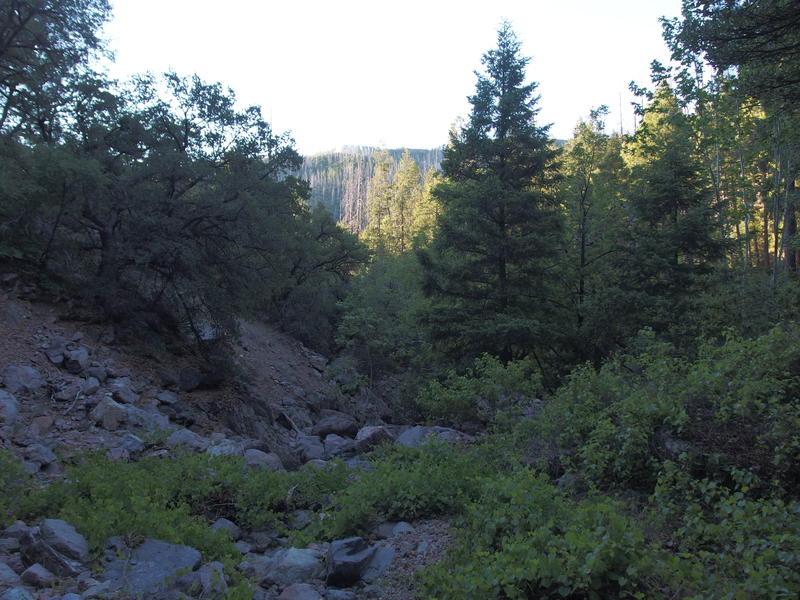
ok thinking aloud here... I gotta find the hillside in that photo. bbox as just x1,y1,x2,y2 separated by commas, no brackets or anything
297,147,443,230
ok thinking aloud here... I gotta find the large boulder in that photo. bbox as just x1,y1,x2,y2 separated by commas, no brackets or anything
19,519,89,577
260,548,323,587
355,426,395,451
166,428,210,452
0,390,18,431
0,562,21,590
1,366,43,394
63,347,90,374
295,436,324,462
325,537,375,587
310,410,358,438
102,537,202,597
89,397,127,430
244,448,285,472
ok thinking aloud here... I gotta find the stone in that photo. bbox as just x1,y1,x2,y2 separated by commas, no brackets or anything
375,521,414,539
102,537,202,597
81,377,101,396
3,522,30,540
0,563,21,590
89,397,126,430
244,448,285,472
325,591,357,600
120,433,145,454
310,410,358,438
23,444,57,466
155,390,178,405
277,583,322,600
0,588,33,600
210,518,241,540
1,366,44,394
44,338,67,366
0,390,18,431
53,382,81,402
323,434,356,458
112,386,138,404
259,547,323,587
325,537,376,587
355,426,395,451
175,560,228,599
85,366,107,382
58,595,82,600
295,436,324,462
361,546,394,583
63,347,90,374
20,563,55,588
396,425,472,447
106,447,129,461
166,428,210,452
19,519,89,576
123,405,171,431
206,439,243,457
0,537,20,552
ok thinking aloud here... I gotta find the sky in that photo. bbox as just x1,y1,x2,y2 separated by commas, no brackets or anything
103,0,684,155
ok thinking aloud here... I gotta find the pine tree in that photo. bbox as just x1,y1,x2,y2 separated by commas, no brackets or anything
419,22,564,365
388,149,422,253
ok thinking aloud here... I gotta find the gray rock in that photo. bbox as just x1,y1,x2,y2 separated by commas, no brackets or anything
325,537,376,587
54,382,82,402
260,548,323,587
375,521,414,539
175,560,227,599
244,448,286,472
0,537,20,552
57,595,82,600
63,347,90,374
0,390,18,430
277,583,322,600
355,426,395,451
323,434,356,458
81,377,101,396
296,436,324,462
90,397,127,430
112,386,138,404
166,428,210,452
156,390,178,405
361,546,394,583
325,591,357,600
85,365,107,382
44,338,67,366
102,538,202,597
311,410,358,438
206,439,243,457
396,425,472,447
23,444,56,466
0,562,21,590
2,522,30,540
19,520,89,577
20,563,55,588
105,447,129,461
210,518,241,540
0,588,33,600
124,405,171,431
1,366,44,394
120,433,145,454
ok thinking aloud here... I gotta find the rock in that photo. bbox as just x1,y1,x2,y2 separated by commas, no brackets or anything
244,449,285,472
287,510,313,531
3,522,30,540
81,377,101,396
89,397,126,430
277,583,322,600
102,537,202,597
1,366,44,394
0,390,18,431
0,588,33,600
57,595,81,600
160,400,196,427
326,591,357,600
355,426,395,451
259,548,323,587
244,528,280,553
166,428,210,452
325,537,376,587
175,560,228,599
323,434,356,458
396,425,472,447
54,382,82,402
120,433,145,454
178,368,203,392
20,563,55,588
85,365,107,382
63,347,90,374
0,563,21,590
295,436,324,462
44,338,67,366
361,546,394,583
156,390,178,405
106,447,129,461
375,521,414,539
0,537,20,552
210,518,241,540
112,386,138,404
23,444,56,466
124,405,171,431
311,410,358,438
20,520,89,577
206,439,243,457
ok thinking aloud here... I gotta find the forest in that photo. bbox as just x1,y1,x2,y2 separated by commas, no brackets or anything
2,0,800,598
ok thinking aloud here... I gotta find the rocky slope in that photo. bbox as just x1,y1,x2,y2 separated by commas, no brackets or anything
0,278,465,599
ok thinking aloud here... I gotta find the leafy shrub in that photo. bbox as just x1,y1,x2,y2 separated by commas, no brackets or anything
0,449,30,527
416,354,541,424
420,469,650,599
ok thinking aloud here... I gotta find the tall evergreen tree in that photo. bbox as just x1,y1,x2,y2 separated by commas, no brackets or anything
419,22,564,365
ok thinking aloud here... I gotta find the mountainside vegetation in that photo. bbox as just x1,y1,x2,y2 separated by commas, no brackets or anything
2,1,800,598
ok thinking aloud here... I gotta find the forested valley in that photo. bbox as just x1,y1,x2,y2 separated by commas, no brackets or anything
2,1,800,599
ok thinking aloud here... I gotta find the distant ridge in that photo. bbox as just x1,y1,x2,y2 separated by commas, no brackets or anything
297,146,443,231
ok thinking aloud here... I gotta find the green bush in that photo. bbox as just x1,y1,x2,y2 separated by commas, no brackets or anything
419,469,650,599
0,449,29,527
416,354,541,424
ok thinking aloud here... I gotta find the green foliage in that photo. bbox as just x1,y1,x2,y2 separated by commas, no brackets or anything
420,469,649,599
0,449,29,527
415,354,540,424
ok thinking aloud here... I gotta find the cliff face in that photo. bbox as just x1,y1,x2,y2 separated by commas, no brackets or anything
297,146,443,230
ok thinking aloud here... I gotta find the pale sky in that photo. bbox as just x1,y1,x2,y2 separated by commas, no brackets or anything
102,0,683,155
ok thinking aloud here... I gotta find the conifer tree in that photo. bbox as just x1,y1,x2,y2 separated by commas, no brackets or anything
419,22,564,365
